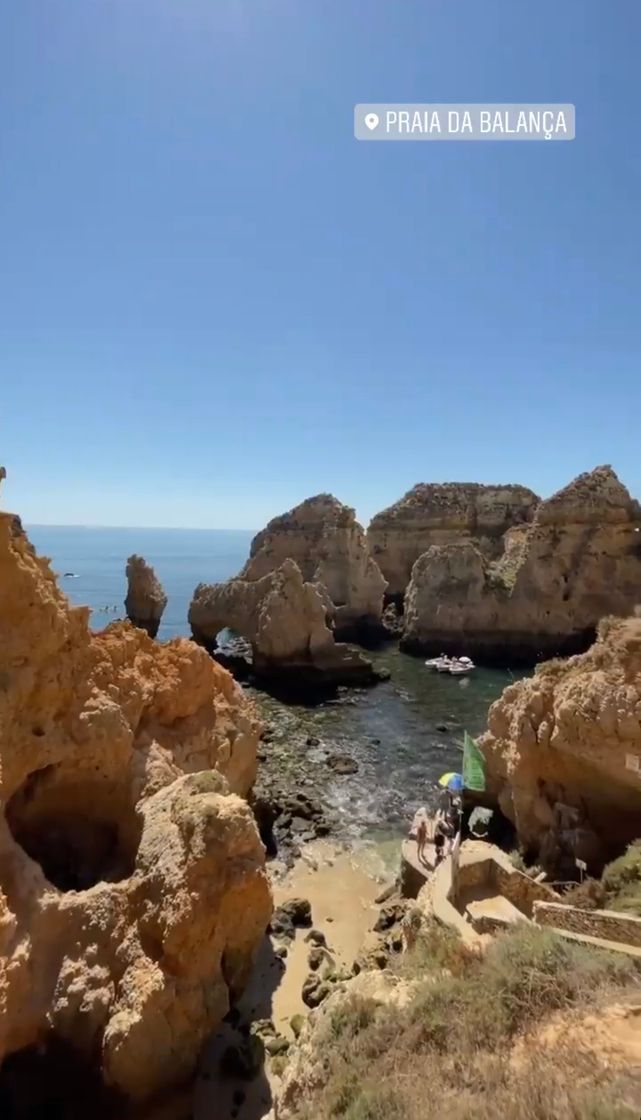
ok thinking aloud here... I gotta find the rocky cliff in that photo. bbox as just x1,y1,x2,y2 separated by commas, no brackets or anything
241,494,387,640
124,553,168,639
0,513,271,1103
189,558,384,692
368,481,540,599
401,466,641,663
480,614,641,874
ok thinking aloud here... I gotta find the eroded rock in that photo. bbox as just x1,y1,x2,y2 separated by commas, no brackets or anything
481,614,641,871
124,554,168,639
189,559,385,693
0,512,271,1103
241,494,388,641
401,466,641,663
369,480,539,599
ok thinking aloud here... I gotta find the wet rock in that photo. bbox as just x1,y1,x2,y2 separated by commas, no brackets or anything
435,723,451,733
327,754,359,775
269,909,295,942
308,947,325,972
306,735,321,746
274,945,288,960
279,897,312,928
290,1014,305,1039
373,901,408,933
302,973,332,1009
265,1035,290,1056
304,928,327,947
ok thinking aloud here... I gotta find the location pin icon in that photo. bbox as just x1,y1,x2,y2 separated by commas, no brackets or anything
364,113,379,131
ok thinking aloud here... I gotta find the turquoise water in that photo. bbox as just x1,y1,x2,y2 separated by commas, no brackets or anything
27,524,521,838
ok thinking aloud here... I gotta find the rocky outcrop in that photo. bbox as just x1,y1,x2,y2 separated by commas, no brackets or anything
0,512,271,1103
241,495,388,641
189,558,385,692
368,481,539,599
480,615,641,874
272,970,418,1119
124,553,167,639
401,467,641,663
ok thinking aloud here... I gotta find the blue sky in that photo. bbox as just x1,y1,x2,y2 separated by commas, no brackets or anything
1,0,640,528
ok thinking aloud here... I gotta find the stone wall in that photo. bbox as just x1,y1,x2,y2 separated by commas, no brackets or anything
533,901,641,947
493,864,557,918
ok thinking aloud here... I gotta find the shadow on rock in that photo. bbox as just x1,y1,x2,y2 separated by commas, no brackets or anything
194,936,287,1120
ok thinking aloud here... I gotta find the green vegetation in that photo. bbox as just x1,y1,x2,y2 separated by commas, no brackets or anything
565,841,641,917
602,841,641,916
294,923,641,1120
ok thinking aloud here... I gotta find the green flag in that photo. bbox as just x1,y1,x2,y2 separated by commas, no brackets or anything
462,731,486,792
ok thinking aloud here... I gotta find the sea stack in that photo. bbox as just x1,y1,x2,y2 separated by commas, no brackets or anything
400,466,641,663
189,557,386,693
124,553,168,639
240,493,388,642
0,511,271,1104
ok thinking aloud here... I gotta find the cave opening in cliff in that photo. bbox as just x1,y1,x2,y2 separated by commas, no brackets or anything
6,765,142,892
0,1037,124,1120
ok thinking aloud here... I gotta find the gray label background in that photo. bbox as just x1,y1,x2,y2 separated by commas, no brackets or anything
354,103,575,141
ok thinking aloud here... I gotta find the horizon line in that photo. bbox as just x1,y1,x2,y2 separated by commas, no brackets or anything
25,522,258,533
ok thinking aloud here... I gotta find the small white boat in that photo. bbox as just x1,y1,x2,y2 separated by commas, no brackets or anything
448,659,475,675
426,654,476,674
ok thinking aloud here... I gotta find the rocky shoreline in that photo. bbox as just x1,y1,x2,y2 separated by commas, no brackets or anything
4,463,641,1119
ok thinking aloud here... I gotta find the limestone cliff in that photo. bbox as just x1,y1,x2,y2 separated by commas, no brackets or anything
241,494,387,640
401,466,641,663
124,553,168,639
189,558,384,690
368,481,539,599
480,615,641,873
0,513,271,1102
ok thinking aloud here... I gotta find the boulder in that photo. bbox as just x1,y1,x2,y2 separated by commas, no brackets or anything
240,494,388,642
0,511,271,1103
124,553,168,639
401,467,641,664
368,481,539,599
189,559,385,692
480,614,641,871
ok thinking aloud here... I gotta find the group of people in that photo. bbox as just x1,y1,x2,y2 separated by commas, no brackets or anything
415,786,463,867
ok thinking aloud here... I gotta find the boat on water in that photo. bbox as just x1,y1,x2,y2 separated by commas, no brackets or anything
425,654,476,675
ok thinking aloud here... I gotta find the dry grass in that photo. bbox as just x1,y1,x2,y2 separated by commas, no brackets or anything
293,924,641,1120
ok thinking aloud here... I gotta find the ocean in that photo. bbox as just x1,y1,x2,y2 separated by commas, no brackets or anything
27,524,255,639
27,524,520,845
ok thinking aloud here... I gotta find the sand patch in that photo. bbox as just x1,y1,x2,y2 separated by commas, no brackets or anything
194,840,386,1120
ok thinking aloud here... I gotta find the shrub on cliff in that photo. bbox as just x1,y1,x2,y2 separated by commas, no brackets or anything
602,840,641,915
293,925,641,1120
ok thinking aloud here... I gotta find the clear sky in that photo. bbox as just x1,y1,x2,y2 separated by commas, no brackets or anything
1,0,640,528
